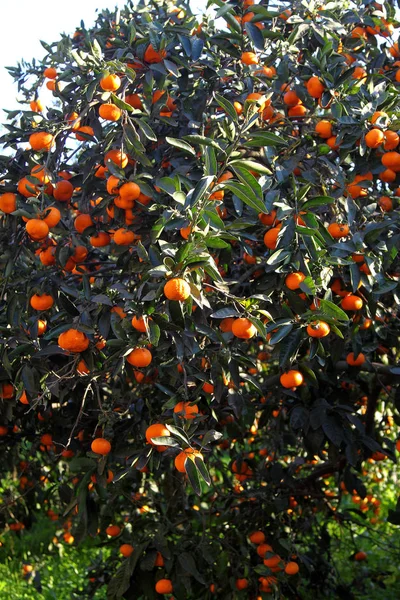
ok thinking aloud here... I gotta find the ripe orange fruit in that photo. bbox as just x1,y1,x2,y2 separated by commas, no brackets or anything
351,26,367,40
53,180,74,202
26,219,49,241
2,383,14,399
202,382,214,394
263,554,281,568
144,44,167,63
110,306,126,320
41,433,52,446
365,129,384,148
119,181,141,201
30,99,44,112
125,94,143,109
58,329,90,352
145,423,170,447
126,348,152,367
379,168,396,183
99,104,122,121
39,246,56,266
285,272,305,290
328,223,349,239
264,226,280,249
306,321,330,338
258,210,276,226
382,151,400,172
283,90,301,106
315,120,332,138
180,226,192,239
74,214,93,233
354,551,367,561
346,352,366,366
29,132,54,152
173,401,199,419
285,561,299,575
174,448,202,472
100,74,121,91
384,130,399,150
389,42,400,58
341,294,363,311
249,531,265,544
219,317,235,333
91,438,111,455
232,318,256,339
131,316,148,332
371,110,388,124
44,67,57,79
352,66,367,80
105,525,121,536
280,370,304,388
105,149,128,168
306,76,325,98
119,544,134,557
75,126,95,141
164,278,191,301
155,579,173,594
235,578,249,590
30,293,54,311
378,196,393,211
90,232,111,247
19,391,29,405
0,193,17,214
41,207,61,228
114,228,135,245
77,359,89,375
241,51,258,65
326,135,339,150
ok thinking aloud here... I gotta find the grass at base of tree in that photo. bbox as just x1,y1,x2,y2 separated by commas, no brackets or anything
0,513,111,600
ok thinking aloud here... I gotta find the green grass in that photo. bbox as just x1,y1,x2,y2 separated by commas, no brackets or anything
0,516,111,599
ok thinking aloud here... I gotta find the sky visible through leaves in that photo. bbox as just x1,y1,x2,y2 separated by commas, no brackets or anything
0,0,205,123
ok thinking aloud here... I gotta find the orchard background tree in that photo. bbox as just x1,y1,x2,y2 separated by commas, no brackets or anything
0,0,400,598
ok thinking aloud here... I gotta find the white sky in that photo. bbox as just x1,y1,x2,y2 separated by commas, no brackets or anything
0,0,206,122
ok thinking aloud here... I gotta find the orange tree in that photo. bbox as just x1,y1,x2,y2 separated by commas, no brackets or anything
0,0,400,597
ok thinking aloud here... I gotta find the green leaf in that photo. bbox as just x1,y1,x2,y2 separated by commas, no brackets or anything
215,93,238,122
184,135,226,154
194,455,211,485
166,136,196,155
178,551,206,584
319,299,349,321
164,59,180,77
91,39,102,60
165,423,191,445
224,181,266,213
243,131,287,147
185,455,202,495
302,196,336,210
204,146,218,176
150,436,180,447
269,324,293,344
245,22,265,50
231,165,263,202
148,320,160,346
135,119,157,141
228,159,272,175
21,365,36,395
185,175,215,209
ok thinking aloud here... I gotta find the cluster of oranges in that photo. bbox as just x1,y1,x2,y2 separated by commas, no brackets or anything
0,0,399,597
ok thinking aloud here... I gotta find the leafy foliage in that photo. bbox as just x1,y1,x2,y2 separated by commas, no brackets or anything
0,0,400,598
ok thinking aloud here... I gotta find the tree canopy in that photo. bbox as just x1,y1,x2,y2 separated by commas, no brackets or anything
0,0,400,598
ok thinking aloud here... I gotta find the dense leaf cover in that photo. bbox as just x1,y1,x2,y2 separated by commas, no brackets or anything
0,0,400,598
